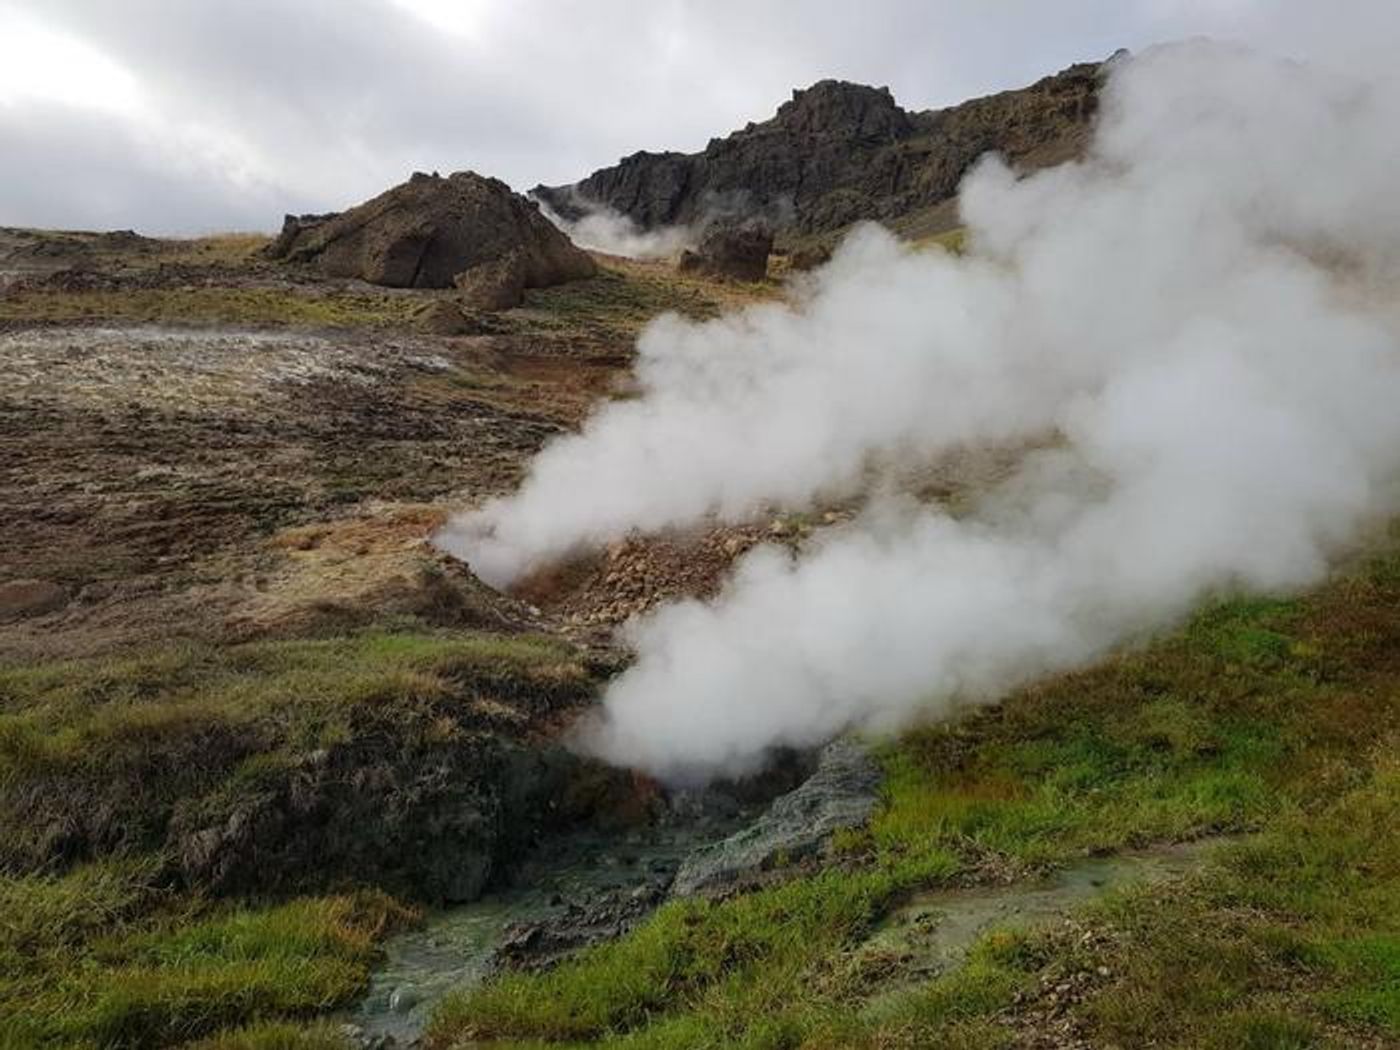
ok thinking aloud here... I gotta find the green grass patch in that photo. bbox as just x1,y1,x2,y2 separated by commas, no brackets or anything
0,630,595,872
515,263,772,341
0,859,410,1048
427,546,1400,1048
1080,751,1400,1046
430,865,926,1044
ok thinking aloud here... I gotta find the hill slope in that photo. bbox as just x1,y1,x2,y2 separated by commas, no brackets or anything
534,61,1104,244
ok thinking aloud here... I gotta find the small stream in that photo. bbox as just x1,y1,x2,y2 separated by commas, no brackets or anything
348,802,762,1046
859,837,1229,993
347,737,1226,1048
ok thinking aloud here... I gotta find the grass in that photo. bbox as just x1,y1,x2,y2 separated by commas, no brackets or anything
0,858,412,1048
1081,755,1400,1046
426,541,1400,1048
0,287,423,329
0,228,270,268
0,256,765,338
515,261,776,342
0,630,596,873
3,527,1395,1050
0,627,605,1047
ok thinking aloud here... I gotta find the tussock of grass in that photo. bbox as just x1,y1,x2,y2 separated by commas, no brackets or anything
516,263,773,341
1080,751,1400,1045
188,1021,351,1050
0,862,411,1048
428,546,1400,1048
0,630,595,870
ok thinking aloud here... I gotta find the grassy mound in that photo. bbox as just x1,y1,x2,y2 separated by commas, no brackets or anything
0,861,413,1048
0,630,600,892
0,630,611,1047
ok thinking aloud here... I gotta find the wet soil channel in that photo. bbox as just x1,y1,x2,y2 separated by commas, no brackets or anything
349,739,881,1046
350,818,732,1046
348,738,1226,1046
858,838,1228,999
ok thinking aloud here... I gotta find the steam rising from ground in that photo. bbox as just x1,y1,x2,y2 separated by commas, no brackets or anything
534,195,695,260
441,42,1400,779
536,189,793,261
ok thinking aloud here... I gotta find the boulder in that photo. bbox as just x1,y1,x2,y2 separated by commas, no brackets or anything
266,171,596,302
0,578,67,622
266,212,337,259
676,223,772,282
788,242,833,272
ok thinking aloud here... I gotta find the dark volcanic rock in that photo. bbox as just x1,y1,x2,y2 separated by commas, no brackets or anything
266,171,596,299
267,212,338,259
676,223,773,281
670,738,883,897
534,62,1103,243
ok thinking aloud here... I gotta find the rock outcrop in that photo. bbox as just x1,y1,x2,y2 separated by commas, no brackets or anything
170,734,591,903
534,61,1103,243
267,171,596,303
670,738,883,897
676,223,773,281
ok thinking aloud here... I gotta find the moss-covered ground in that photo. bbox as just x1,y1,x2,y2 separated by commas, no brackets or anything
425,538,1400,1049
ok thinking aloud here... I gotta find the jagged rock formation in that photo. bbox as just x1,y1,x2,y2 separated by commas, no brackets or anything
676,223,773,281
266,171,596,301
534,62,1103,243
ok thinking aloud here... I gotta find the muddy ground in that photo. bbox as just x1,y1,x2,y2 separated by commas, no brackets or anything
0,228,777,665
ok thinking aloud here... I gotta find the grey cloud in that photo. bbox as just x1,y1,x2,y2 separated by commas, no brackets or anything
6,1,1400,234
0,101,301,232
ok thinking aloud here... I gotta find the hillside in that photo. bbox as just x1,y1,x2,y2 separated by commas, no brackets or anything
2,218,1397,1050
4,45,1400,1050
533,60,1103,246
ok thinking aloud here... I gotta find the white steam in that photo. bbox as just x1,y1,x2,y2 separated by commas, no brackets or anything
441,42,1400,779
534,194,695,260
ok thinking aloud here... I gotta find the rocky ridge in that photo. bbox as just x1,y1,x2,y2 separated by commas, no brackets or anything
534,61,1105,244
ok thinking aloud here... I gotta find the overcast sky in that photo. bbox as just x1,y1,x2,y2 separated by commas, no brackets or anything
2,0,1397,235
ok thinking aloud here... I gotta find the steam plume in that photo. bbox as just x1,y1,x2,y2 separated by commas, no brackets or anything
534,194,695,260
440,42,1400,779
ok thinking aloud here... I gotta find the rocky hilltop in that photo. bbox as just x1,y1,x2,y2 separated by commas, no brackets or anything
267,170,596,302
535,61,1104,244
